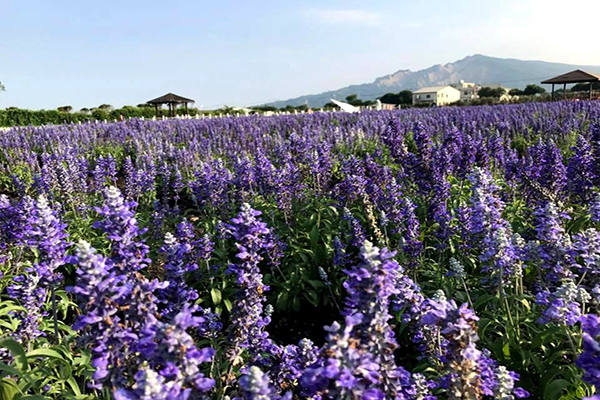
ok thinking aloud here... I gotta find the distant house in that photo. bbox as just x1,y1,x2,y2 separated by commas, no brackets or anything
451,80,479,101
412,86,461,106
375,100,397,110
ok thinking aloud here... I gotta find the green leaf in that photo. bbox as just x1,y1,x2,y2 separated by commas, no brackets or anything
223,299,233,312
540,366,568,393
474,294,496,310
276,291,289,311
0,378,20,400
0,305,26,317
0,339,27,372
502,342,511,358
0,320,18,332
26,348,67,362
544,379,570,400
292,296,301,312
307,280,324,289
309,225,320,246
210,288,222,305
0,363,22,378
73,349,91,367
532,326,563,349
304,289,319,306
66,376,81,395
518,298,531,312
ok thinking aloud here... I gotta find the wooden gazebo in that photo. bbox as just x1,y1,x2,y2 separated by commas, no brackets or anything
147,93,195,117
541,70,600,100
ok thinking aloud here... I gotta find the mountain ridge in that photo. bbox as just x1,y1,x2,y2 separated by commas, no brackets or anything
263,54,600,108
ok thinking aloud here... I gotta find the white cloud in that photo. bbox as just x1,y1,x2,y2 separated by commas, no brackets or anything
305,8,384,26
435,0,600,66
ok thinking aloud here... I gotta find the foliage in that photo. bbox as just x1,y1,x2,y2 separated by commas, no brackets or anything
572,82,600,92
344,94,375,106
523,84,547,96
378,90,413,105
0,106,209,127
1,101,600,398
478,86,507,98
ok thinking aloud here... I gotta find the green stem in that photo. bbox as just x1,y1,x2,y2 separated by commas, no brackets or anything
52,286,59,342
327,284,341,313
565,328,578,356
503,296,518,340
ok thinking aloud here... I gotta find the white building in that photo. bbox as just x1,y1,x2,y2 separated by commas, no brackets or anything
451,80,480,101
412,86,461,106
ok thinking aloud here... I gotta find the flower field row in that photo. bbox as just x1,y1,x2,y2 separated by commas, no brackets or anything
1,101,600,399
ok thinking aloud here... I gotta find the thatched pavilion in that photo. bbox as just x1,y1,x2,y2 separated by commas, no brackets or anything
541,70,600,100
147,93,195,117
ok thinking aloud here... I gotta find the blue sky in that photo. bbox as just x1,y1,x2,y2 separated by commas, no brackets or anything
2,0,599,110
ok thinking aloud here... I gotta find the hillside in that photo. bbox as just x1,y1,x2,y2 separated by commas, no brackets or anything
264,54,600,108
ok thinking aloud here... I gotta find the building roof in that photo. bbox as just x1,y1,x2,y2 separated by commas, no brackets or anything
147,93,195,104
413,86,458,94
541,70,600,85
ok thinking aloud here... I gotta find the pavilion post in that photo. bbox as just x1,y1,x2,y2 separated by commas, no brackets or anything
590,82,593,100
563,83,567,100
551,84,555,101
146,94,195,118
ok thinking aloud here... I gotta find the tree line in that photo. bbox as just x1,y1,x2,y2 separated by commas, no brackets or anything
0,104,237,127
0,82,596,127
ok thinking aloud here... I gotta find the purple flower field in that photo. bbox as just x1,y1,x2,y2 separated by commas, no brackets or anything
1,101,600,399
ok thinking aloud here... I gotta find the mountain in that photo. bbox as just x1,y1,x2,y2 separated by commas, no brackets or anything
263,54,600,108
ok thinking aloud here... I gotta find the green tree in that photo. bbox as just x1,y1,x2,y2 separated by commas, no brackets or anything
523,84,546,96
343,94,375,106
478,87,506,98
378,90,412,105
98,104,113,111
398,90,413,105
251,105,277,112
57,105,73,113
0,82,5,91
345,94,360,105
92,108,109,120
509,88,524,96
378,93,400,104
571,82,600,91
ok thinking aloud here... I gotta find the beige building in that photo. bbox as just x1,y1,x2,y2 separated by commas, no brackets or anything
451,80,480,101
412,86,461,106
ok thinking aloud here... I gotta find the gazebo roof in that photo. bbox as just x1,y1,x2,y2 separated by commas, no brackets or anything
147,93,195,104
541,70,600,85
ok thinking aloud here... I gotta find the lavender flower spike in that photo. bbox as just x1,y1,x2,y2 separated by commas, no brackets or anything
226,203,277,360
237,366,290,400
